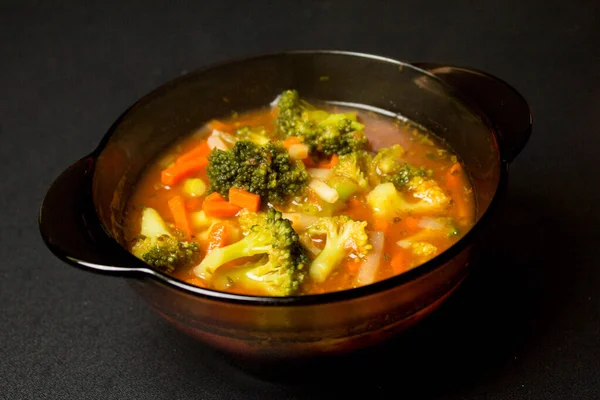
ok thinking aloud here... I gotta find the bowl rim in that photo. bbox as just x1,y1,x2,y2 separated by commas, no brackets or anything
89,49,508,306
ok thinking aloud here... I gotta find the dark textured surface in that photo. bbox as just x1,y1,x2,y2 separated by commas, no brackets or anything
2,1,600,399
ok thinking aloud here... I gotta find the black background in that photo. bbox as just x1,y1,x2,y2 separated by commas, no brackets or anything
2,1,599,399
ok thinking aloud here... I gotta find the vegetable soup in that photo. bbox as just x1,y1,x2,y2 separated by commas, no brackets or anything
123,90,475,296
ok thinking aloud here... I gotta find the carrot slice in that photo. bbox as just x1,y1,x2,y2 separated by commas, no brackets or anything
161,156,208,186
228,188,261,212
282,136,302,149
206,222,230,253
346,259,362,274
176,142,211,164
404,216,421,231
168,195,192,240
202,192,242,217
391,251,409,275
317,154,339,169
372,219,389,234
347,198,363,210
204,192,226,203
203,201,242,218
185,197,203,211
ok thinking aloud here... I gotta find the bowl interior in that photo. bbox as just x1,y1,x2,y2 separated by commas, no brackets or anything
92,51,501,262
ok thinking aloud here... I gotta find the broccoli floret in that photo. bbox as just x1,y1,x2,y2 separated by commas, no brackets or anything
406,176,450,207
210,253,303,296
304,216,372,283
207,140,308,204
312,113,367,156
327,151,373,200
275,89,315,137
366,182,450,220
369,145,427,189
193,208,309,296
209,126,271,147
138,236,199,272
371,145,406,177
410,242,439,258
131,208,199,273
274,90,367,156
394,240,439,271
388,164,427,190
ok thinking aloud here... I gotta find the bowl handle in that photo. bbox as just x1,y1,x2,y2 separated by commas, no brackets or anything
412,63,532,163
39,156,150,276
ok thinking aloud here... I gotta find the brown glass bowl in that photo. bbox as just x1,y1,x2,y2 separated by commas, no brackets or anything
39,51,531,368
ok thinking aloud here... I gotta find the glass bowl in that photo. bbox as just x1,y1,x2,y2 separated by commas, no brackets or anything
39,51,531,369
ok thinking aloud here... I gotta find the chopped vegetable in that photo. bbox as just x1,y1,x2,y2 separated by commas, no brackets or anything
168,195,193,240
202,192,242,218
307,168,333,181
274,90,368,155
190,210,213,230
194,208,309,296
161,156,209,186
288,143,310,160
207,134,229,151
207,140,309,204
366,182,450,220
206,222,231,253
417,217,445,230
183,178,207,197
411,242,438,258
184,197,203,211
309,179,340,204
327,151,372,199
304,216,372,283
390,251,408,275
176,142,211,164
131,208,199,272
282,136,302,149
355,231,384,286
228,187,261,212
281,212,318,231
202,200,242,218
318,154,339,169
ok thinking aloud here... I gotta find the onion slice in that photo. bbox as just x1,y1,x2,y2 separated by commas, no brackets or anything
269,94,282,107
356,231,385,286
207,134,228,151
288,143,310,160
396,239,411,249
307,168,333,180
417,217,444,230
309,179,339,203
282,213,318,231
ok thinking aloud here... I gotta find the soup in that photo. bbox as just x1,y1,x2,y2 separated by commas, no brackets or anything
123,90,475,296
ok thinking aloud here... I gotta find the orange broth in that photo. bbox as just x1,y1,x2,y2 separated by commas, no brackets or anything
124,105,475,296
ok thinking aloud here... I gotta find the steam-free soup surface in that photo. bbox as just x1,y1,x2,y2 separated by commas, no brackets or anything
124,91,475,296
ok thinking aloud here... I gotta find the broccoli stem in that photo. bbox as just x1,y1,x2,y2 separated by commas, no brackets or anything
309,240,347,283
194,237,271,277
